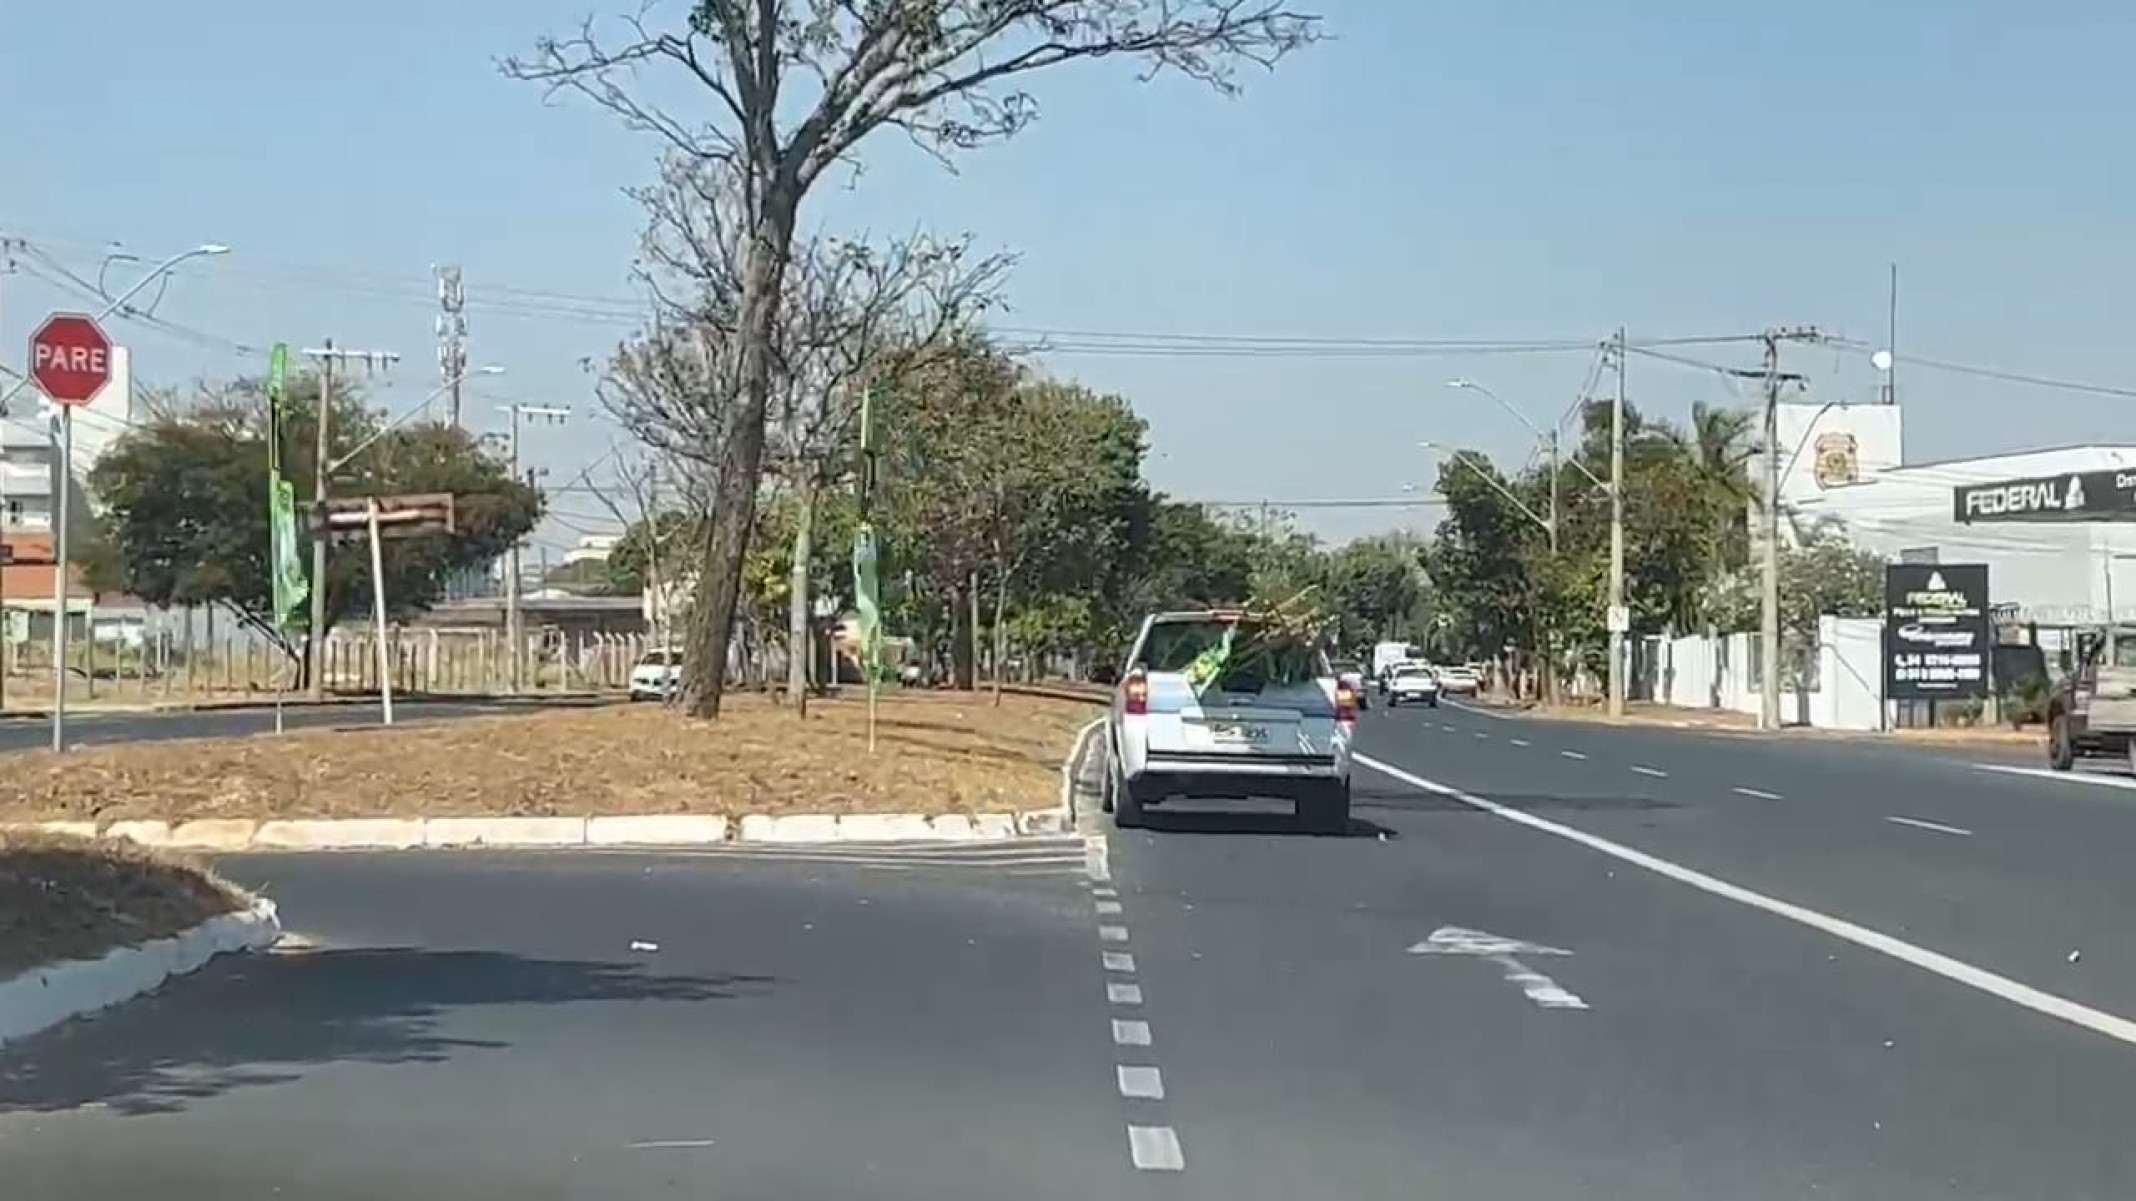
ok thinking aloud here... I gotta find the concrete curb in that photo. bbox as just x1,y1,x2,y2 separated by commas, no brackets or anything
0,896,281,1048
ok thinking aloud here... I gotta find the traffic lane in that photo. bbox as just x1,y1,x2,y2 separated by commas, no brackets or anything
1109,775,2136,1200
3,850,1136,1201
0,697,612,753
1360,706,2136,1038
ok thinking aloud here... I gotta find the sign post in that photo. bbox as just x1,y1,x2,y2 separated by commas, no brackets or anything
1884,564,1990,727
309,493,454,727
30,313,115,752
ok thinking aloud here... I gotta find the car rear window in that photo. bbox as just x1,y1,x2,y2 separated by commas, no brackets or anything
1135,618,1321,687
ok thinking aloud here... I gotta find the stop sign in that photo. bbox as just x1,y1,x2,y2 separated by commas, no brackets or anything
29,313,113,406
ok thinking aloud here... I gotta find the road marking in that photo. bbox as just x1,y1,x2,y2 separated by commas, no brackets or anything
1446,698,1515,720
1440,723,1457,732
1473,731,1490,740
1084,833,1112,882
1099,925,1130,943
1357,753,2136,1050
1976,763,2136,791
1127,1125,1185,1171
1116,1065,1166,1099
1630,765,1668,778
1112,1019,1152,1046
1108,982,1144,1005
1560,750,1588,761
1095,899,1123,915
1732,786,1783,800
1409,926,1588,1010
628,1139,717,1149
1092,886,1118,898
1510,738,1532,747
1102,951,1137,972
1887,815,1974,837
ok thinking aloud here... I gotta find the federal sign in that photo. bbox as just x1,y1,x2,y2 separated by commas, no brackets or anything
1953,469,2136,523
28,313,113,406
1884,563,1989,700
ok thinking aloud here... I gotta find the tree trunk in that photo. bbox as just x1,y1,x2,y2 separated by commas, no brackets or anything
950,578,975,690
991,567,1008,707
969,570,982,692
787,481,815,717
684,190,798,719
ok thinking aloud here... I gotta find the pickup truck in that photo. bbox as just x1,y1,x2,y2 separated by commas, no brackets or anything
2048,627,2136,771
1102,610,1354,832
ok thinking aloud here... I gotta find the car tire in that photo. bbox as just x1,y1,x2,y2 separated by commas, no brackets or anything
2050,715,2076,771
1386,695,1399,708
1300,780,1350,835
1111,762,1144,829
1099,740,1117,814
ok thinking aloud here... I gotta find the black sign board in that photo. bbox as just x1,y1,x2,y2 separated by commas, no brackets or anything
1953,469,2136,523
1884,563,1989,700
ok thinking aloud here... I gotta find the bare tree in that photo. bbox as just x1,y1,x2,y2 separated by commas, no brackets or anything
505,1,1320,718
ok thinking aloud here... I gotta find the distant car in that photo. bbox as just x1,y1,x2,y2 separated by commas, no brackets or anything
1103,610,1354,832
1386,663,1440,708
1436,665,1480,695
1329,658,1370,711
629,649,684,701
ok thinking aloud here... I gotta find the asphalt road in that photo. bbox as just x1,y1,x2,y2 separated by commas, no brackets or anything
8,702,2136,1197
0,697,609,754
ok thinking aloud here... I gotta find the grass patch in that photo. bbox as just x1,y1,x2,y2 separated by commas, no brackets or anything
0,691,1095,824
0,831,244,978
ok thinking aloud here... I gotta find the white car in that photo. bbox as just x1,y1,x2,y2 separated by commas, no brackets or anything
629,649,684,700
1102,610,1354,832
1386,663,1440,708
1435,665,1480,695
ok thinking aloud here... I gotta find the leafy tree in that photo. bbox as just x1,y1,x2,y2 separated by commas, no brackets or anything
88,375,541,664
506,1,1319,718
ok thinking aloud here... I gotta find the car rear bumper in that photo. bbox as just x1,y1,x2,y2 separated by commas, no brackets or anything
1129,751,1346,802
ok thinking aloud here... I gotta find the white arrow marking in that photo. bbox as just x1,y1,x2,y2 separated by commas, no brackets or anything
1408,925,1588,1010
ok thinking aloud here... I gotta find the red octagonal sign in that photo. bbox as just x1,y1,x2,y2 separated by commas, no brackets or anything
29,312,113,406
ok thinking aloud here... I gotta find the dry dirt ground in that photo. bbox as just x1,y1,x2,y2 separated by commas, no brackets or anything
0,691,1098,825
0,832,243,977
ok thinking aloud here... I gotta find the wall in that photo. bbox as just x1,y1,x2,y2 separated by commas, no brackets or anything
1652,618,1884,730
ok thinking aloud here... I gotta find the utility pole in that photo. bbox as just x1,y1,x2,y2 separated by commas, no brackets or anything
436,266,467,428
646,460,663,651
302,341,399,699
1607,328,1627,718
497,402,569,691
1759,331,1782,731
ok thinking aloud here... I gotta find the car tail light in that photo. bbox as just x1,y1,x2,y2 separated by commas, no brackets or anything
1123,671,1149,716
1335,682,1359,723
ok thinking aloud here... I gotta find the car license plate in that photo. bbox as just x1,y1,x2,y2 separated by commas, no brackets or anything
1206,721,1268,744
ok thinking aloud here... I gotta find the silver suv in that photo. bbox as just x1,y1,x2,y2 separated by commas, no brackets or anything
1102,611,1355,832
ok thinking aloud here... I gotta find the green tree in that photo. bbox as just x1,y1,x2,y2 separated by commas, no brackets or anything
88,375,540,662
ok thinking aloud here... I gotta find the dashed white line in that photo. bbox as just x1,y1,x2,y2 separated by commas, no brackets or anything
1560,750,1588,761
1473,732,1490,740
1116,1065,1166,1099
1630,765,1668,778
1111,1019,1152,1046
1732,786,1783,800
1092,886,1119,899
1355,752,2136,1051
1099,925,1130,943
1095,899,1123,915
1127,1125,1185,1171
1886,815,1974,837
1440,723,1457,732
1510,738,1532,747
1102,951,1137,972
1107,982,1145,1005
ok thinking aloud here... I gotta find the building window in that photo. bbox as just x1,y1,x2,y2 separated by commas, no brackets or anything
3,500,20,527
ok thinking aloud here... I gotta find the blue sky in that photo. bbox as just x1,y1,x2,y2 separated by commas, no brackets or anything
3,1,2132,552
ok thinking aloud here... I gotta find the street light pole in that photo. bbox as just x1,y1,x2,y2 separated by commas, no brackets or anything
1608,328,1627,718
1760,331,1782,731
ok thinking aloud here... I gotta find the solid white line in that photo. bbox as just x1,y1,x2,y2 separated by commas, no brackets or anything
1886,815,1974,837
1510,738,1532,748
628,1139,717,1149
1127,1125,1185,1171
1446,698,1516,720
1095,899,1123,915
1630,765,1668,778
1732,786,1783,800
1354,752,2136,1050
1108,982,1145,1005
1099,925,1130,943
1560,750,1588,761
1975,763,2136,791
1116,1065,1165,1099
1102,951,1137,973
1112,1019,1152,1046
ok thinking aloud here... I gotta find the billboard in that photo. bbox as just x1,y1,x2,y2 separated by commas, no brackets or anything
1884,564,1989,700
1953,469,2136,523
